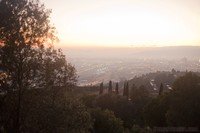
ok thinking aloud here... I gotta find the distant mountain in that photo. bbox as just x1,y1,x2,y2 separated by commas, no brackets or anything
63,46,200,59
133,46,200,59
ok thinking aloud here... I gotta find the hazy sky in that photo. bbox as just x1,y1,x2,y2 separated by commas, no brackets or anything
42,0,200,47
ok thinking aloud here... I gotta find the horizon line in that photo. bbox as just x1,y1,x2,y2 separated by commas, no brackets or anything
55,44,200,49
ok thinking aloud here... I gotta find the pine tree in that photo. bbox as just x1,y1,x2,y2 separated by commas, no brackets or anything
115,82,119,94
159,83,163,95
99,82,104,95
108,80,112,93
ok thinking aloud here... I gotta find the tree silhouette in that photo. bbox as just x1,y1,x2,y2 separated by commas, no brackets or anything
37,47,77,91
99,82,104,95
123,82,126,96
126,82,129,98
123,82,129,98
115,82,119,94
0,0,76,132
108,80,112,93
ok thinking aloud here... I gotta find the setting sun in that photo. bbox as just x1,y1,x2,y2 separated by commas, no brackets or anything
43,0,200,47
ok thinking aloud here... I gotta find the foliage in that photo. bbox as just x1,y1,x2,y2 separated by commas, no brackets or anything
25,91,92,133
91,108,124,133
95,93,150,128
0,0,56,91
166,72,200,126
80,94,97,108
34,47,77,90
143,94,169,127
130,85,150,103
0,0,77,132
0,89,93,133
144,72,200,127
1,0,200,131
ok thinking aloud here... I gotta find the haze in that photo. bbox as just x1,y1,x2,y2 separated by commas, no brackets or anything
43,0,200,47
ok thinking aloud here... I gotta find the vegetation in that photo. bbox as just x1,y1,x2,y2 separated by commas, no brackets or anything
1,0,200,132
91,108,124,133
123,82,129,98
89,72,200,132
99,82,104,95
0,0,86,132
115,82,119,94
108,80,112,93
144,72,200,127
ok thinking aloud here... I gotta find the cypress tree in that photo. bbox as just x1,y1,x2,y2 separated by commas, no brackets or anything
123,82,126,96
99,82,104,95
108,80,112,93
115,82,119,94
123,82,129,98
126,82,129,98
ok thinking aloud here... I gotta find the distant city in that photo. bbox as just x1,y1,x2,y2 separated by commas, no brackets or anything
63,46,200,86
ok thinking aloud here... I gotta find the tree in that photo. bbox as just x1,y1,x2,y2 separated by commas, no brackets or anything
172,72,200,91
126,82,129,98
123,82,126,96
0,0,55,131
130,85,150,102
115,82,119,94
159,83,163,95
36,47,77,89
143,94,169,127
95,94,139,128
130,84,136,100
99,82,103,95
144,72,200,127
123,82,129,98
108,80,112,93
166,72,200,126
24,92,92,133
0,0,77,132
80,94,97,108
91,108,124,133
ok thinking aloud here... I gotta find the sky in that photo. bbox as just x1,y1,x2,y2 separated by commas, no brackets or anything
42,0,200,47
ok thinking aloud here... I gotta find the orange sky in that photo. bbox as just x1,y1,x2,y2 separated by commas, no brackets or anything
42,0,200,47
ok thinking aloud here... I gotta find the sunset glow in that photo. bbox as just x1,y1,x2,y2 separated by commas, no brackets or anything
43,0,200,47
